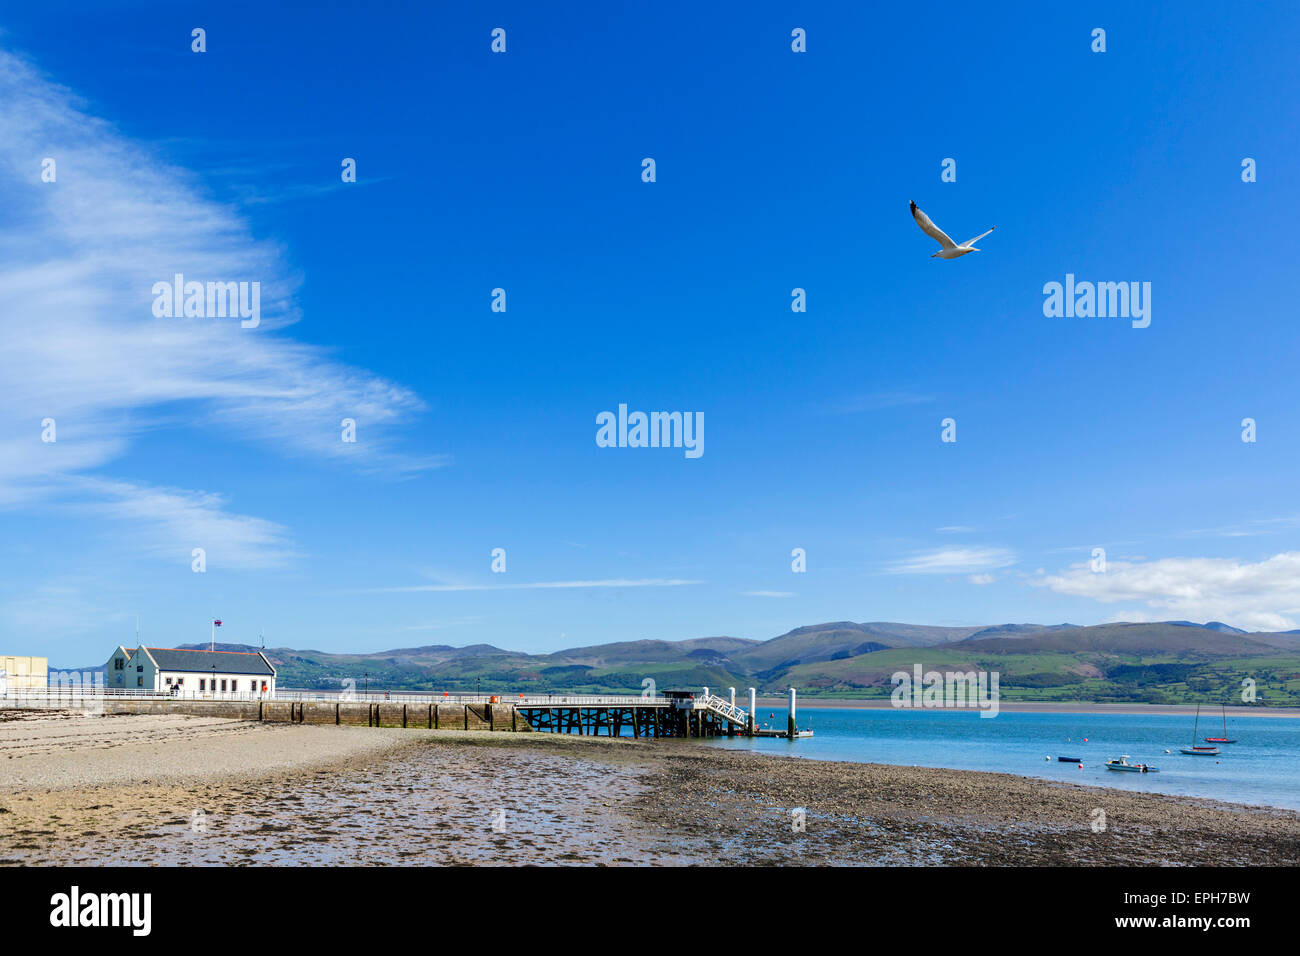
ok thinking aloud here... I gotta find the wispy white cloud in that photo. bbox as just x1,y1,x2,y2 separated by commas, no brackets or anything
1031,551,1300,632
968,573,995,586
887,547,1017,575
0,48,438,567
1173,516,1300,540
70,477,298,570
829,392,935,414
742,590,794,598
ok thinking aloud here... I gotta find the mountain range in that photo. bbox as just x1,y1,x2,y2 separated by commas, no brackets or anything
66,619,1300,706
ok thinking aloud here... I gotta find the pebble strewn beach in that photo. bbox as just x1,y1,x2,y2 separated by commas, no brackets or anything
2,712,1297,866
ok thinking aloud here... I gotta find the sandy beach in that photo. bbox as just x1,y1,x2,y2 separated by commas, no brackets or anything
2,711,1297,866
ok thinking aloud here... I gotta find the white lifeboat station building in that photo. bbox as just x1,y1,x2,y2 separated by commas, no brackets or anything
105,646,277,697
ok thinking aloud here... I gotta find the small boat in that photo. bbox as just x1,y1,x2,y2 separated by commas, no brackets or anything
1057,755,1082,762
1203,704,1237,744
1182,705,1222,756
1106,755,1158,773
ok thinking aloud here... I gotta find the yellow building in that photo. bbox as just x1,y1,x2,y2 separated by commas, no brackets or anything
0,655,48,694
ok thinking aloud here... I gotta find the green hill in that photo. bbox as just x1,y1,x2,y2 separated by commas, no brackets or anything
160,620,1300,705
781,623,1300,704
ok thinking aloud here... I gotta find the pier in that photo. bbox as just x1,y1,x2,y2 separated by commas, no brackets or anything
516,686,811,740
2,684,812,740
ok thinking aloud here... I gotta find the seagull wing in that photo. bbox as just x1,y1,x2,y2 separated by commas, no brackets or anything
962,226,996,246
910,201,956,249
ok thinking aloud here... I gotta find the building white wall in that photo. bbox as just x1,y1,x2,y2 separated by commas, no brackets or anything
157,669,274,696
104,646,276,697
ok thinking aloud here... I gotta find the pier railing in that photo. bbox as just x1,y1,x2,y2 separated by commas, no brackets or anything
0,686,671,708
514,694,665,706
699,692,749,726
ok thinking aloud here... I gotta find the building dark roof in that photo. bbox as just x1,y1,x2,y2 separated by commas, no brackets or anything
144,647,275,676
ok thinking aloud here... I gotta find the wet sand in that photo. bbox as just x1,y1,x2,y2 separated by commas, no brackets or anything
0,710,414,790
2,712,1297,865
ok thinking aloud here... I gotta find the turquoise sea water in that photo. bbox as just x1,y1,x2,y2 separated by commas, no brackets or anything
700,708,1300,810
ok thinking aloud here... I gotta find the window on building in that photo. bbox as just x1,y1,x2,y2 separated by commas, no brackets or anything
199,679,206,691
114,658,124,670
136,664,143,672
165,677,172,685
220,679,227,692
136,677,143,687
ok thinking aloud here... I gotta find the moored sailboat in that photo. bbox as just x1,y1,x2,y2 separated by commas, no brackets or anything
1181,705,1221,755
1203,704,1237,744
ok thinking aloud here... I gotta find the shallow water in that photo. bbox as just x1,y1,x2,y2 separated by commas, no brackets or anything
700,708,1300,810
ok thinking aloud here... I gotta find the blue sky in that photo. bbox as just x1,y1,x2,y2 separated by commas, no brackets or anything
3,1,1300,665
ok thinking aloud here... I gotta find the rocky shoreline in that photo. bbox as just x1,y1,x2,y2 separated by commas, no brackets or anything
2,713,1296,865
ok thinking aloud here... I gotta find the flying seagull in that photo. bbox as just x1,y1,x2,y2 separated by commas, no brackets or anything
910,200,995,259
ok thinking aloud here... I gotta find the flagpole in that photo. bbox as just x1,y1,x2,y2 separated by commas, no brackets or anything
211,615,214,653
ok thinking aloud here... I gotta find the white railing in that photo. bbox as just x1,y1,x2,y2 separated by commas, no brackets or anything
514,694,665,706
277,688,503,704
4,686,272,702
0,686,672,708
275,690,666,706
700,692,748,725
0,686,107,712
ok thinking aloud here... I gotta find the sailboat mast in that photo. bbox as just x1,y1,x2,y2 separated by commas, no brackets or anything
1192,704,1199,743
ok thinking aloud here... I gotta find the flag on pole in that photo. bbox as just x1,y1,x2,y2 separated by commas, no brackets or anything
213,620,222,627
